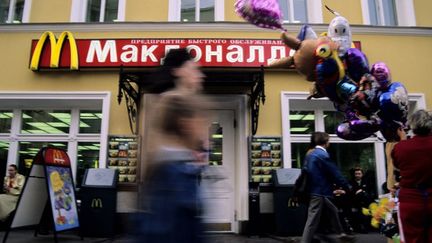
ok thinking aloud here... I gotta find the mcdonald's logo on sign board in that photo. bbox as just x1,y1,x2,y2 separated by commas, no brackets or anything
44,148,71,166
91,198,103,208
30,31,79,71
52,149,66,165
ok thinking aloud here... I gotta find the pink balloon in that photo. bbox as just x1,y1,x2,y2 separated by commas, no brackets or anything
235,0,285,30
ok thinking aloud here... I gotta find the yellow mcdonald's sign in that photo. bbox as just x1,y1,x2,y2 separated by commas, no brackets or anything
91,198,103,208
30,31,79,71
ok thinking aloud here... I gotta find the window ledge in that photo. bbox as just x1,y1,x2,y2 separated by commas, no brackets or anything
0,22,431,36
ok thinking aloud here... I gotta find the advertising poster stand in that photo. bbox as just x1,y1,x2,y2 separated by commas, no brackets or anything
2,147,82,243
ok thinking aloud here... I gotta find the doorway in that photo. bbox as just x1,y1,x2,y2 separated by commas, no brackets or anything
200,109,235,232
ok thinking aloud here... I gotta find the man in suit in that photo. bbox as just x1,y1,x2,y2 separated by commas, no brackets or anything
301,132,353,243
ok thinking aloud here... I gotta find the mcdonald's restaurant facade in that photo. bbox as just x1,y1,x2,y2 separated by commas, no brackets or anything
0,0,431,233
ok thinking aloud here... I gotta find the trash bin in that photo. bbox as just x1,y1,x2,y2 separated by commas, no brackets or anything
248,186,260,236
273,168,308,236
79,168,118,237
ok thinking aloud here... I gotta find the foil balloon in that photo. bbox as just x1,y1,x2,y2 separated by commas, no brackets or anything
235,0,285,31
326,5,352,56
315,38,347,104
378,82,409,124
345,48,370,83
336,119,380,141
371,62,392,89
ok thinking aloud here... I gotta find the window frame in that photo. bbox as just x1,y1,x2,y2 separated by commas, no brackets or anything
0,92,110,183
275,0,323,24
361,0,416,26
1,0,31,23
70,0,126,23
168,0,224,22
281,91,426,194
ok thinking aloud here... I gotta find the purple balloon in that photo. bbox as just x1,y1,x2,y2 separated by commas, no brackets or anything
336,118,381,140
235,0,285,30
345,48,369,83
371,62,391,89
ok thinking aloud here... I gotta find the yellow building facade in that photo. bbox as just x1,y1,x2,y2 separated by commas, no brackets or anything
0,0,431,233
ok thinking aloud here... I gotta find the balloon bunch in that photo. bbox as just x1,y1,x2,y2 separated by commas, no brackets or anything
235,1,409,141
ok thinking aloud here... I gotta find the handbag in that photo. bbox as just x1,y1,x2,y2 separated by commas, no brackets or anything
293,168,309,203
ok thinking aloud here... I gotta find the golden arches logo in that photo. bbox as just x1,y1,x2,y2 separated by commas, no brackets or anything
30,31,79,71
52,149,65,165
91,198,103,208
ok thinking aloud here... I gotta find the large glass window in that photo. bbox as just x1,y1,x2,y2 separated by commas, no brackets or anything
181,0,215,22
279,0,307,23
366,0,397,26
282,93,425,194
71,0,124,22
86,0,119,22
282,94,384,193
0,93,109,188
0,0,28,23
169,0,222,22
21,110,71,134
76,142,100,187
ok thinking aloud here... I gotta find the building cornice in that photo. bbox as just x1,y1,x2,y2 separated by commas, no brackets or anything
1,22,432,36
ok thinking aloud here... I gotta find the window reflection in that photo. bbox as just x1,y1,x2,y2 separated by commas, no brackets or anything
86,0,102,22
105,0,119,21
208,122,222,166
200,0,214,22
181,0,195,22
289,110,315,134
21,110,71,134
0,111,13,133
0,141,9,187
279,0,307,23
79,110,102,133
18,142,68,175
324,111,344,134
181,0,214,22
76,142,100,187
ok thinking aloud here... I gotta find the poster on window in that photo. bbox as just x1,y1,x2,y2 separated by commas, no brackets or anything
45,165,79,231
107,135,139,184
250,136,283,184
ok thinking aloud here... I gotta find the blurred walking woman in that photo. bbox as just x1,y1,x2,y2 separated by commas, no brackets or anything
392,109,432,243
139,94,209,243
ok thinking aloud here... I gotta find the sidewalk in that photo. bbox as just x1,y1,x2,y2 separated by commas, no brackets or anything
0,229,388,243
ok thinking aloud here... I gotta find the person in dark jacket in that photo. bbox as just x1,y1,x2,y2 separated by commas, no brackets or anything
349,167,374,233
301,132,354,243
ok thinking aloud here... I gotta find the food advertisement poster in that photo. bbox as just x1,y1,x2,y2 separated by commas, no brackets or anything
108,135,138,183
250,136,282,183
46,166,79,231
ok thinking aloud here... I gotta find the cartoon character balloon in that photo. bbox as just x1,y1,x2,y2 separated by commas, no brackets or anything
235,0,286,31
268,8,409,141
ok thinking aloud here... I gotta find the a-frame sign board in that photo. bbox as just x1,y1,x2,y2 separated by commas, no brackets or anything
3,147,81,243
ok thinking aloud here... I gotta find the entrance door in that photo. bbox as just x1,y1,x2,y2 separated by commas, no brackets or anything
200,109,235,232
